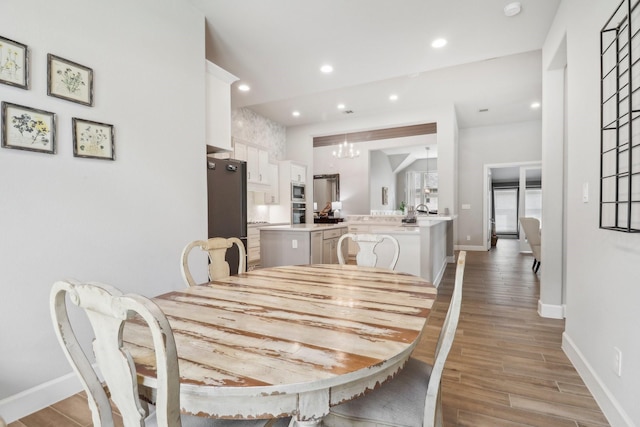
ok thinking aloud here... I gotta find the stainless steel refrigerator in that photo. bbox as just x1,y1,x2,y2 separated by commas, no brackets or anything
206,157,247,275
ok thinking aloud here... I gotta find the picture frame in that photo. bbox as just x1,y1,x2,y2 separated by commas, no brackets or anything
47,54,93,106
1,102,56,154
72,117,114,160
0,35,29,89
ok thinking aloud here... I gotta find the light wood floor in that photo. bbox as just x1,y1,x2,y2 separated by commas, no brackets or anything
9,239,609,427
412,239,609,426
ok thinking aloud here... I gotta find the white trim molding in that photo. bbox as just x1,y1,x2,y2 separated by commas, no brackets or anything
538,299,564,319
0,372,82,423
562,333,634,427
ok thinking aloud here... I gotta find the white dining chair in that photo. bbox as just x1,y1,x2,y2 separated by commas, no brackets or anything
323,250,466,427
50,279,290,427
181,237,246,287
336,233,400,269
519,217,541,272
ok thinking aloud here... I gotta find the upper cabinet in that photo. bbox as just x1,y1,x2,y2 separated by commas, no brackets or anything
205,60,238,152
247,146,270,185
233,138,273,192
291,163,306,184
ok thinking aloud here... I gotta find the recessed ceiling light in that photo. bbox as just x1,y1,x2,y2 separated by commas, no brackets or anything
292,111,301,117
431,38,447,49
504,2,522,17
238,84,250,92
320,64,334,74
389,94,399,101
337,103,345,110
531,102,541,109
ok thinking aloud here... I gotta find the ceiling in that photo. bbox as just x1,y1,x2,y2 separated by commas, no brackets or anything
187,0,560,130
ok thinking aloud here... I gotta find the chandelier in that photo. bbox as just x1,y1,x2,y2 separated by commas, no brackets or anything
332,137,360,159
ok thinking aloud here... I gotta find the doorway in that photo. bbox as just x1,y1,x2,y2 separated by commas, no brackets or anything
483,162,542,250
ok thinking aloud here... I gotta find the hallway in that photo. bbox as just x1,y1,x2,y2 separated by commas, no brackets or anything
413,240,609,426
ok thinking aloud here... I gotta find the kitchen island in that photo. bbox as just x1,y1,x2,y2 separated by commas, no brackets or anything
346,214,454,286
260,223,348,267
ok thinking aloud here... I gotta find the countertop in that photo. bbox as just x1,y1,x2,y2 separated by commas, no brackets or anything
248,222,288,228
346,214,455,223
260,223,348,232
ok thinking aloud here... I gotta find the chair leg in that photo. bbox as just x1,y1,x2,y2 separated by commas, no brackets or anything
534,260,541,273
532,259,537,270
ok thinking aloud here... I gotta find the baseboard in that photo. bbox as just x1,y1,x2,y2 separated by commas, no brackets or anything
537,300,564,319
562,333,634,427
0,371,81,423
454,244,486,251
432,257,448,288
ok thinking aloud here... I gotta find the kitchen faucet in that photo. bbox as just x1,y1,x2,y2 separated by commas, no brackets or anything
416,204,430,214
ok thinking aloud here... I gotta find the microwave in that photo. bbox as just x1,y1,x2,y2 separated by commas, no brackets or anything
291,183,306,202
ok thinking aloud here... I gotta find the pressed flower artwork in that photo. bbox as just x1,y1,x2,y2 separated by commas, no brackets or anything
72,118,114,160
48,54,93,106
0,35,28,89
1,102,56,153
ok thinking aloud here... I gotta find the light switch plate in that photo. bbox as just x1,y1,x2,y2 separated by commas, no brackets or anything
462,204,471,210
582,182,589,203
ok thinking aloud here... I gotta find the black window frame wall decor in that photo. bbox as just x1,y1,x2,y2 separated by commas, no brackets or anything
600,0,640,232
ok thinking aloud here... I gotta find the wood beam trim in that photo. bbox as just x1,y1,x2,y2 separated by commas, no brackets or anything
312,123,437,147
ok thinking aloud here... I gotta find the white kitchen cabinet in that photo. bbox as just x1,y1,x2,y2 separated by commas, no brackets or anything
248,146,270,184
247,226,261,266
311,231,323,264
234,140,270,187
265,163,279,204
322,227,348,264
247,146,259,183
205,60,237,152
258,150,270,184
291,163,306,184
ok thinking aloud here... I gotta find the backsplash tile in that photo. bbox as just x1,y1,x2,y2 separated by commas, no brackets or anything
231,108,286,162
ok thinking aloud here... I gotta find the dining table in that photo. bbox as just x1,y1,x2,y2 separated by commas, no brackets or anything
123,263,437,426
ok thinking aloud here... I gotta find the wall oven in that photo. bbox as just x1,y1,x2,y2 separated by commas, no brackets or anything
291,202,306,224
291,183,306,202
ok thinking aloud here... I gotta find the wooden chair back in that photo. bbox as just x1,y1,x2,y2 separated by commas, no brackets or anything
424,250,466,426
181,237,246,286
337,233,400,269
50,280,182,427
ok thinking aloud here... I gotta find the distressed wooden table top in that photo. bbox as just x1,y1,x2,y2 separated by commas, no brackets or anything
124,264,436,422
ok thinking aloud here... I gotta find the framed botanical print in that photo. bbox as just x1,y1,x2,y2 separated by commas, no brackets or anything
0,35,29,89
1,102,56,154
47,54,93,106
72,117,114,160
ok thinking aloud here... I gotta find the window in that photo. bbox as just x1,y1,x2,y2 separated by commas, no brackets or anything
493,188,519,234
525,188,542,225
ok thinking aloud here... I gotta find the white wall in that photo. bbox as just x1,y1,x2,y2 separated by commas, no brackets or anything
545,0,640,425
369,149,396,212
0,0,206,420
458,121,542,247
